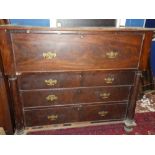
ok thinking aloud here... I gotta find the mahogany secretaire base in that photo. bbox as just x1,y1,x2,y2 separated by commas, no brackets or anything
0,26,154,134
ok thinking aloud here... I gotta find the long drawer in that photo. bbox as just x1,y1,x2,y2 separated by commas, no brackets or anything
21,86,131,107
24,102,127,127
18,70,135,90
11,32,143,72
24,106,79,127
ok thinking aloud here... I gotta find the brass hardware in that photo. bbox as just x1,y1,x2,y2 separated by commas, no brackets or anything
43,52,56,60
106,51,118,59
16,72,22,76
98,111,108,117
80,35,84,39
46,95,58,102
45,79,57,86
100,93,110,99
47,115,58,121
104,76,114,84
26,30,30,33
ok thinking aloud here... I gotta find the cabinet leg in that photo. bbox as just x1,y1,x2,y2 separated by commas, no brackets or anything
0,127,6,135
124,119,136,133
125,71,141,133
15,128,25,135
9,76,24,133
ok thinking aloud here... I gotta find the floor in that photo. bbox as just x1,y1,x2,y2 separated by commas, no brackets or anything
136,90,155,113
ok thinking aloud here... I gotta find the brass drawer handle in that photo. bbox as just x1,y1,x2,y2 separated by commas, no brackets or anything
47,115,58,121
45,79,57,86
43,52,56,60
104,77,114,84
98,111,108,117
100,93,110,99
106,51,118,59
46,95,58,102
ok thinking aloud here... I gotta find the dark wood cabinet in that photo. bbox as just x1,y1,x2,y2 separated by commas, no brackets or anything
11,32,143,71
0,77,13,134
0,19,13,134
0,26,154,134
0,60,13,134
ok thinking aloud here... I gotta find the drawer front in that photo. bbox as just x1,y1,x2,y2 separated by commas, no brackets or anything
19,72,82,90
24,106,79,127
18,70,135,90
79,103,127,122
24,102,127,127
21,86,130,107
82,70,135,87
12,33,143,72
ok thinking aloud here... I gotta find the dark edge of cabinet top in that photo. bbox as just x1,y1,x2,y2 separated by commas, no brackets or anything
0,25,155,32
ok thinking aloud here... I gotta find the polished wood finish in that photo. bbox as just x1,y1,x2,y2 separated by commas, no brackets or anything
9,76,24,134
124,71,142,132
0,26,154,133
127,71,142,120
0,30,15,75
21,86,130,108
0,78,13,134
19,72,82,90
18,70,135,90
0,19,9,25
0,26,154,31
24,106,79,127
0,45,13,134
79,103,127,122
139,31,154,70
24,102,127,127
12,32,143,72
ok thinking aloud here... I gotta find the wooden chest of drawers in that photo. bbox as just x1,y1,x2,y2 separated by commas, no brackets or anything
0,26,153,134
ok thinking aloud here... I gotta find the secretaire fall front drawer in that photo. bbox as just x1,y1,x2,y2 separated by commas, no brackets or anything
11,32,143,72
18,70,135,90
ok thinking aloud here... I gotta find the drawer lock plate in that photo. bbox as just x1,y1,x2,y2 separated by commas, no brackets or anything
45,79,57,86
47,115,58,121
43,52,56,60
98,111,108,117
46,95,58,102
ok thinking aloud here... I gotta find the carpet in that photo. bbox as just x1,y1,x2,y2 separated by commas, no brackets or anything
27,112,155,135
27,91,155,135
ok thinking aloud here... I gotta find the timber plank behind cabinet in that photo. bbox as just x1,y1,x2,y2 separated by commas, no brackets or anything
0,26,154,134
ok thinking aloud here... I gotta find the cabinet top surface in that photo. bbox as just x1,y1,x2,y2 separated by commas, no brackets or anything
0,25,155,32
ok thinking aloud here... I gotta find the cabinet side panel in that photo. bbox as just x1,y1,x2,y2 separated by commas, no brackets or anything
0,78,13,134
139,31,153,71
0,30,15,75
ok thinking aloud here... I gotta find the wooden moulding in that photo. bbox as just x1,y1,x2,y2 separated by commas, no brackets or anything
139,31,154,71
0,77,13,134
8,76,24,134
0,30,15,75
